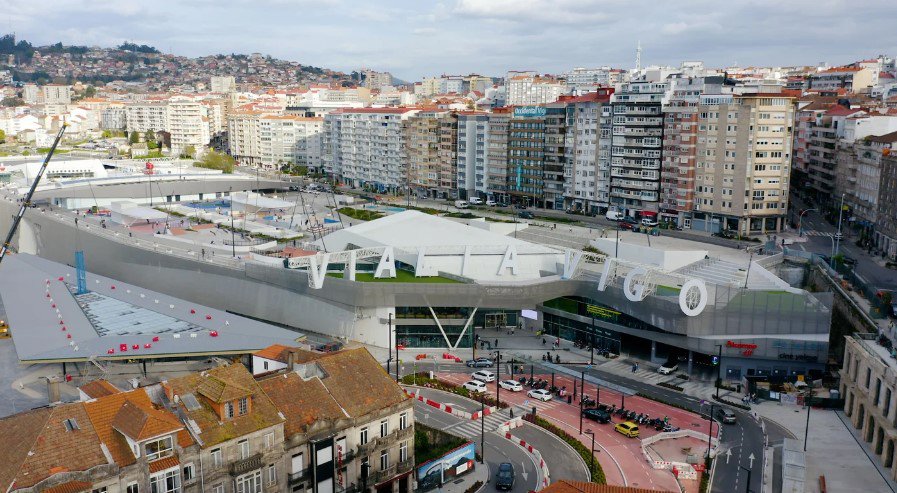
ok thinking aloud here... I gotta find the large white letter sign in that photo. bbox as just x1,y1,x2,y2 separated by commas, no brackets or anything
344,250,356,281
374,247,396,278
562,249,583,279
623,266,648,301
307,253,331,289
596,258,614,292
678,278,709,316
497,245,519,276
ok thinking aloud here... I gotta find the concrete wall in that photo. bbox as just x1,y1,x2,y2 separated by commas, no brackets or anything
590,238,707,271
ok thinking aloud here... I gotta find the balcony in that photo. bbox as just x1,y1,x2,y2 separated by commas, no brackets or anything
290,468,312,485
230,453,264,477
369,459,415,485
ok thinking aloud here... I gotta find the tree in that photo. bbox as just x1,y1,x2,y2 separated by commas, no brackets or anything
145,129,155,142
1,97,24,107
129,131,140,144
194,149,235,174
0,129,5,144
181,145,196,159
84,85,96,98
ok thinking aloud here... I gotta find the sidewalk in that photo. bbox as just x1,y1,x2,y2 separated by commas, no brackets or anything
750,400,896,493
433,459,490,493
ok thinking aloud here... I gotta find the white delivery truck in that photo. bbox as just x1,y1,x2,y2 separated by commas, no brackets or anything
454,200,469,209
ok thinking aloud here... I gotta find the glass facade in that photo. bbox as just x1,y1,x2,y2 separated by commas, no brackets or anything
394,308,519,348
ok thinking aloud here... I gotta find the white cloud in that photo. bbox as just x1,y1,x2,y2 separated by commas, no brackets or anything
412,27,438,36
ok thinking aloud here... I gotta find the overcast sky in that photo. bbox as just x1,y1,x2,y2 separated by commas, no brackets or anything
5,0,897,81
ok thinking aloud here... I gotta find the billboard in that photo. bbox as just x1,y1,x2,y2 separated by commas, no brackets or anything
513,106,546,118
416,442,476,491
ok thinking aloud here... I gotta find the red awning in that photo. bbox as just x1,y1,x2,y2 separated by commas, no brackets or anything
641,211,658,217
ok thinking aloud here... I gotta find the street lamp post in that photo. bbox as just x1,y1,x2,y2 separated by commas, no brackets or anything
480,393,485,464
495,350,501,405
798,208,817,237
590,313,596,365
707,404,715,458
579,369,585,434
834,193,846,259
585,429,596,476
715,344,723,398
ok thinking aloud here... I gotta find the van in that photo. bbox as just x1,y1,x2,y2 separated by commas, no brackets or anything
454,200,469,209
485,199,497,207
614,421,640,438
641,217,658,227
469,197,483,205
606,210,624,221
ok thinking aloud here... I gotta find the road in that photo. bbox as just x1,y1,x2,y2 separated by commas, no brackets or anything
412,389,541,493
791,195,897,291
559,362,764,493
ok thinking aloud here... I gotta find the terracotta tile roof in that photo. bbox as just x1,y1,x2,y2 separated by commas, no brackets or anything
10,403,108,489
83,389,193,467
165,364,284,448
866,130,897,144
825,105,862,117
254,344,317,365
541,479,675,493
43,481,93,493
258,371,345,437
79,380,121,399
0,407,52,490
148,455,180,473
111,400,183,441
311,348,407,418
196,372,253,404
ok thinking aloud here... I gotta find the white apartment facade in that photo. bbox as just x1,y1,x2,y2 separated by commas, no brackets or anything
258,115,324,171
323,108,419,190
125,101,169,133
564,91,614,213
210,75,237,94
506,75,567,106
167,97,211,156
456,112,490,199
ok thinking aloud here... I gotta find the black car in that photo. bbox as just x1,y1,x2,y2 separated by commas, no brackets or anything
715,407,736,424
518,211,535,219
582,408,612,423
465,357,494,368
495,462,515,490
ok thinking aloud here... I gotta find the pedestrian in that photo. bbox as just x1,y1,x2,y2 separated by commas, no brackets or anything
510,408,514,419
201,248,206,259
494,338,499,348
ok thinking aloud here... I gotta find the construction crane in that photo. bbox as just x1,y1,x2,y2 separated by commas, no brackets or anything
0,123,68,265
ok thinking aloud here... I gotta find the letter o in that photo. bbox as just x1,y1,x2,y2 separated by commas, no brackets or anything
679,279,708,317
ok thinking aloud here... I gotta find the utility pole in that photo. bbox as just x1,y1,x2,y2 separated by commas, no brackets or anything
585,429,596,476
715,345,723,398
707,404,715,458
835,193,846,259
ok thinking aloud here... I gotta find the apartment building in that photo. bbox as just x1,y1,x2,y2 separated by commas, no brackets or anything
841,333,897,482
486,109,511,204
809,65,877,93
101,105,127,130
229,111,263,166
254,346,414,493
405,110,444,197
563,67,612,94
362,70,393,90
876,152,897,259
436,113,459,197
609,81,667,216
22,83,72,105
506,75,567,106
791,98,837,188
690,94,794,234
126,101,169,133
456,112,490,200
259,115,324,171
168,97,212,156
805,105,863,202
838,132,897,227
561,90,614,213
211,76,237,94
506,105,568,209
323,108,419,191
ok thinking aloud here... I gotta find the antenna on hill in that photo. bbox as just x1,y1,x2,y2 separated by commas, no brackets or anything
635,41,642,71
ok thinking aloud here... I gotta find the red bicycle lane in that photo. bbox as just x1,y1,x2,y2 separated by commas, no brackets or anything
440,371,714,491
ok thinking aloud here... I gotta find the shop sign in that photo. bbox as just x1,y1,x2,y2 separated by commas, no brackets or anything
726,340,758,356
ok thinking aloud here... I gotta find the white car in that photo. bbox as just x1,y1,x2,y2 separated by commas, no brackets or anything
463,380,487,393
641,218,659,227
471,370,496,382
469,197,483,205
527,389,552,401
486,199,497,206
658,362,679,375
499,380,523,392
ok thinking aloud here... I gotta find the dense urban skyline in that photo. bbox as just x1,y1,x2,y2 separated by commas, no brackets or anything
5,0,897,80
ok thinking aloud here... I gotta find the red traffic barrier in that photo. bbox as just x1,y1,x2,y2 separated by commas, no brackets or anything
58,277,64,281
144,343,152,349
51,304,56,308
59,320,64,325
111,285,116,290
205,315,212,320
190,309,196,314
107,348,115,354
119,343,128,352
210,330,219,337
66,334,71,339
397,344,406,350
61,326,66,331
152,336,160,342
131,344,139,350
415,354,427,360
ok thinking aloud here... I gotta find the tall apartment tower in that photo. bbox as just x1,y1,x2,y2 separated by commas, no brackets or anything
507,105,568,209
561,89,614,213
690,93,795,234
486,109,511,204
609,81,667,216
210,76,237,93
456,112,490,200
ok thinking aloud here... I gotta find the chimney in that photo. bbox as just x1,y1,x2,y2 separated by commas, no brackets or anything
287,350,296,371
47,376,62,403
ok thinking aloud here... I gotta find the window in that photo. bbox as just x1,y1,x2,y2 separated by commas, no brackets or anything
360,427,368,445
211,448,222,468
236,470,262,493
225,402,235,419
238,397,249,416
150,469,181,493
866,368,872,389
239,439,250,460
127,484,139,493
212,485,224,493
92,488,108,493
380,419,389,437
380,450,389,471
145,436,174,461
183,464,195,481
268,463,277,485
399,412,408,430
264,432,275,450
400,441,408,462
64,418,80,431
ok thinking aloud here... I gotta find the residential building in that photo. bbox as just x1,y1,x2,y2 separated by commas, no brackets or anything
791,98,838,189
22,83,72,105
507,105,568,209
101,104,127,130
609,81,667,216
486,108,511,204
229,111,263,166
259,115,324,171
561,90,614,213
841,333,897,482
876,152,897,258
436,112,459,198
163,363,287,493
323,108,419,191
690,93,794,234
362,70,393,90
405,110,444,197
805,105,863,202
255,346,414,493
168,97,212,156
506,75,567,106
211,76,237,94
456,111,490,200
809,65,877,93
563,67,612,94
126,101,169,134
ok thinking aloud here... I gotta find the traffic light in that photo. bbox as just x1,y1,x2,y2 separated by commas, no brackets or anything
711,355,719,366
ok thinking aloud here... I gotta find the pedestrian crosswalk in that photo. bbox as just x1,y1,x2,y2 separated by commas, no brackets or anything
801,230,837,237
447,410,514,438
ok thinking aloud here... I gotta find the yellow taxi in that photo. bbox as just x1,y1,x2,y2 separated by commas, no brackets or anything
614,421,640,438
